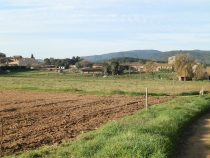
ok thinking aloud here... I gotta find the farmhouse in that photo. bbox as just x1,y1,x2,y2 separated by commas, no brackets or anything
128,63,173,72
128,63,145,72
69,65,77,69
168,56,176,64
92,64,103,69
156,63,173,71
178,64,194,81
9,56,39,67
178,76,192,81
81,67,103,75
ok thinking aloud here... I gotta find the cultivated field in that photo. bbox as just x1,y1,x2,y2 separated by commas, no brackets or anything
9,96,210,158
0,91,171,156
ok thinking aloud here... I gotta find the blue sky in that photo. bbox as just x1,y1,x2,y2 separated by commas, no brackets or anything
0,0,210,58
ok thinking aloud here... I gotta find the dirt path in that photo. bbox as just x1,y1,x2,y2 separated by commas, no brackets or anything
177,113,210,158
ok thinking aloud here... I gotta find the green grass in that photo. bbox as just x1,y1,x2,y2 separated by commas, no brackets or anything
7,95,210,158
0,70,209,96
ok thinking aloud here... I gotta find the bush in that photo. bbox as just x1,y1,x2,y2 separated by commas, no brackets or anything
0,66,30,73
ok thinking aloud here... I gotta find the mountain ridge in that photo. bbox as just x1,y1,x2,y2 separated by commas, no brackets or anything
83,50,210,64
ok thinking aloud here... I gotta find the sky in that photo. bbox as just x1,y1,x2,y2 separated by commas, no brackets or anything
0,0,210,59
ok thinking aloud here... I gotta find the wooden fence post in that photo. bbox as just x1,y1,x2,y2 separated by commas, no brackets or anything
200,86,204,96
0,118,3,157
146,88,148,111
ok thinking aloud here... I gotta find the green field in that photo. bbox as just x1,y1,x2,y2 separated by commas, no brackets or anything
7,96,210,158
0,70,209,96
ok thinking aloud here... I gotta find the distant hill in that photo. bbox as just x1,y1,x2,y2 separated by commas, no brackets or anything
83,50,210,64
83,50,163,62
160,50,210,64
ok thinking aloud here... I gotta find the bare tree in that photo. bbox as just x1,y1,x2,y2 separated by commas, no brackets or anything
76,60,93,69
145,61,156,73
174,54,195,79
194,64,207,80
145,61,156,79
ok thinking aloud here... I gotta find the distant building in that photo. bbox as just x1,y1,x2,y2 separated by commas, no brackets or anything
155,63,173,72
69,65,77,69
128,63,145,72
81,67,103,75
9,55,39,67
168,56,176,64
58,66,65,70
178,76,192,81
92,64,103,69
128,63,173,72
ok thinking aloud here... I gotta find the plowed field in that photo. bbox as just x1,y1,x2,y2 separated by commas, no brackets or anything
0,91,171,156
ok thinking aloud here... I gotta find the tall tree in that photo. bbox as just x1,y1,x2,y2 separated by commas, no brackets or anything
194,64,207,80
31,54,35,59
103,62,111,76
0,53,7,65
145,61,156,73
0,52,6,58
110,61,120,75
174,54,195,79
44,58,51,65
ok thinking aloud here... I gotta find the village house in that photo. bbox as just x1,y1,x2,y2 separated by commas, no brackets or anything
9,55,39,67
128,63,145,72
80,63,104,75
155,63,173,72
69,65,77,69
178,76,192,81
81,67,103,75
92,64,103,69
168,56,176,65
128,62,173,73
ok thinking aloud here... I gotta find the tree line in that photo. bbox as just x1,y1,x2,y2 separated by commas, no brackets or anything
44,56,81,68
0,53,8,65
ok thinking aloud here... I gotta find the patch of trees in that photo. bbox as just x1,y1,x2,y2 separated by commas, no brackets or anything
0,55,13,66
75,60,93,69
194,64,207,80
44,56,81,68
107,57,163,64
174,54,208,80
31,54,35,59
144,61,157,78
145,62,157,73
0,65,29,72
103,61,128,76
0,52,6,58
0,52,7,65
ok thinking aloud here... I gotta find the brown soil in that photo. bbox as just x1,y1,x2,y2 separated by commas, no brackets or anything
177,113,210,158
0,91,171,156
